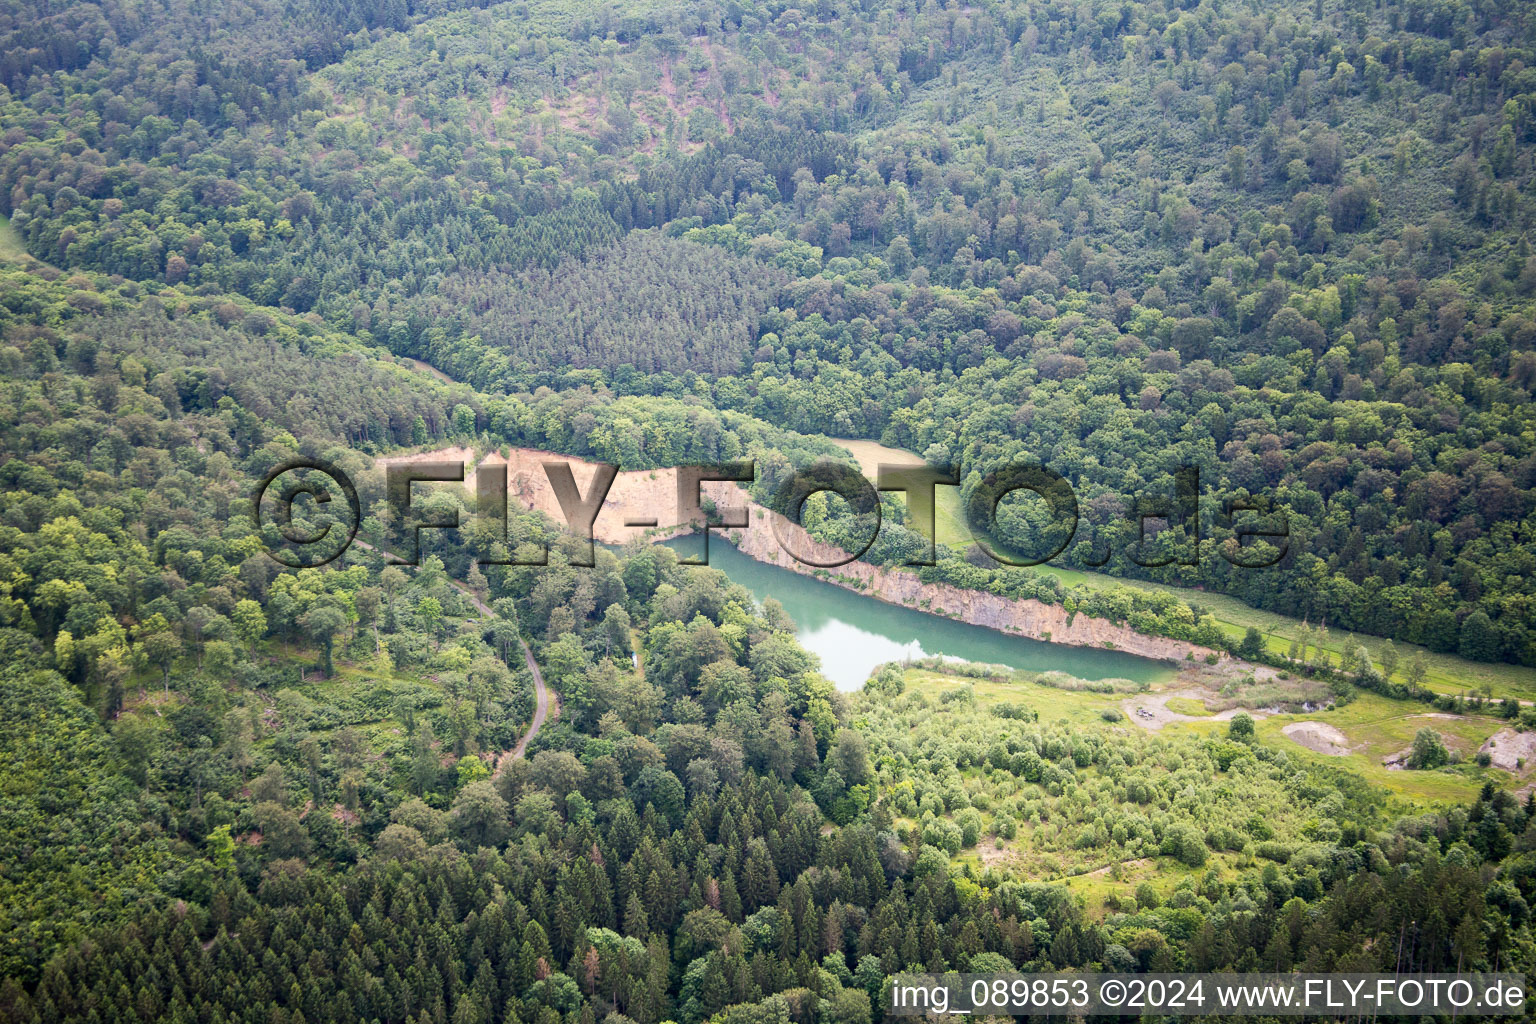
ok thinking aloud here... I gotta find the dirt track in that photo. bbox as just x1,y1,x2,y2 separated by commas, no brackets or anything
351,537,557,771
507,641,552,766
1123,690,1265,731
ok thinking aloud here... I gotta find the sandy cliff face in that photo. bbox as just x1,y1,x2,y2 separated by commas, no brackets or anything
373,446,734,545
722,497,1222,666
381,447,1231,667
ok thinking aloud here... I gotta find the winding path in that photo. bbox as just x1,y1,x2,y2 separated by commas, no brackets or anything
350,538,555,766
507,641,551,765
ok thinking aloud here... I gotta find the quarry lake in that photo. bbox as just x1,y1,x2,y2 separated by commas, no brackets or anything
674,538,1175,691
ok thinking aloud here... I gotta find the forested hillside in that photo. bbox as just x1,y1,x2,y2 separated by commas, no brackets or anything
4,0,1534,664
1,236,1533,1024
4,0,1536,1020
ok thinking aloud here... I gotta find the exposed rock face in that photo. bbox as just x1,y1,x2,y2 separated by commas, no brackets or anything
382,447,1232,667
372,446,708,545
722,495,1223,667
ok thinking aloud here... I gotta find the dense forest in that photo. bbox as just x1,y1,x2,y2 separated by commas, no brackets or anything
2,289,1535,1018
3,0,1536,1020
5,0,1535,663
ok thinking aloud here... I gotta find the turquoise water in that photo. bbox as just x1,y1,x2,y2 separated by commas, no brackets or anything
672,538,1173,691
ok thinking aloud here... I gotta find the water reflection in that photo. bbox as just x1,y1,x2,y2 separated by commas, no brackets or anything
669,538,1172,691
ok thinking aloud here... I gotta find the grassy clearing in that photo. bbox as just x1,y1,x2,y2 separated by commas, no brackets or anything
0,215,25,260
899,667,1127,728
904,664,1514,807
833,437,973,546
1033,563,1536,702
0,226,17,258
884,667,1340,910
1164,697,1212,716
1054,856,1230,917
1161,692,1514,805
1340,710,1497,759
878,667,1527,921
